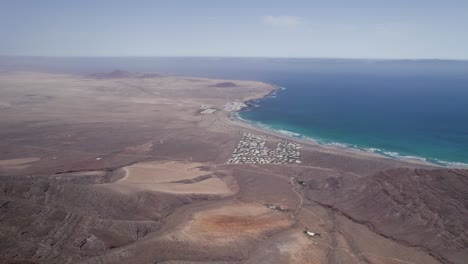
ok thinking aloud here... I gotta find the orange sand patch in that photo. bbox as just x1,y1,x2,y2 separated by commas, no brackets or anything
172,203,293,243
201,214,285,233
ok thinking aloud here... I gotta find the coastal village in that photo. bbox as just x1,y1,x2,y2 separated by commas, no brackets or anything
227,133,301,164
223,101,247,112
200,101,247,114
199,101,303,165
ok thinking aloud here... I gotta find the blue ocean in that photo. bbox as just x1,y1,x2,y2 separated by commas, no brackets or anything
2,57,468,166
240,71,468,166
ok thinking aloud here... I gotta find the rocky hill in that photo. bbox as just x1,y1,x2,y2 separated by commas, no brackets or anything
211,82,237,88
0,175,190,263
305,168,468,264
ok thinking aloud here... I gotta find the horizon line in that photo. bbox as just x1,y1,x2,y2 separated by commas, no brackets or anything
1,55,468,62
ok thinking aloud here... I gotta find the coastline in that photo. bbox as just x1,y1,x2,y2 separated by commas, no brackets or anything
231,83,468,169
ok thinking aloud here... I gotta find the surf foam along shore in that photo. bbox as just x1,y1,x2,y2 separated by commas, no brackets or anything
233,85,468,169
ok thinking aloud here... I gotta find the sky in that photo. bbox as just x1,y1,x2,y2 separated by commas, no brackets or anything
1,0,468,59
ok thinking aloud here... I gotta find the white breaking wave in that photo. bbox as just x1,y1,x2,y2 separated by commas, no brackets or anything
432,159,468,168
382,151,400,158
247,120,468,168
235,85,468,169
277,129,301,138
366,147,382,153
328,142,351,148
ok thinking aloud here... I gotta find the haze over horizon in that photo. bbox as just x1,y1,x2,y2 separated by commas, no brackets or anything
1,0,468,60
2,1,468,264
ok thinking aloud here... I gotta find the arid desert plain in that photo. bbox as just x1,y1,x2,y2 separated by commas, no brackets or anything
0,71,467,264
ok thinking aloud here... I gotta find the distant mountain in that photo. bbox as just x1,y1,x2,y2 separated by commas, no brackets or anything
89,70,136,79
306,168,468,264
211,82,237,88
139,73,163,78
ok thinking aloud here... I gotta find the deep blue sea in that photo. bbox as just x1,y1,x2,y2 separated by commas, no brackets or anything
2,57,468,166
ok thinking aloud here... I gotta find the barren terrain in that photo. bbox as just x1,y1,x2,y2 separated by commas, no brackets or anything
0,71,466,264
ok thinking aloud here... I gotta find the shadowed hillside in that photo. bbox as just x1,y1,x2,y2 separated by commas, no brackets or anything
306,168,468,264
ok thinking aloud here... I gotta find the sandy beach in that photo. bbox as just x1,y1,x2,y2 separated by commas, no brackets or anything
226,88,439,168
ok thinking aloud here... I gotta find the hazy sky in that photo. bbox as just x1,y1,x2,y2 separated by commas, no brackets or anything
1,0,468,59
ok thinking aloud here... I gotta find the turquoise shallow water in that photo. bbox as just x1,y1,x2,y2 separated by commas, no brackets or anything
2,57,468,166
240,72,468,166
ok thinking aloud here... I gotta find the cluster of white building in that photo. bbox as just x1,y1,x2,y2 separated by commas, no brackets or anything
223,101,247,112
275,140,301,164
200,108,217,114
227,133,301,164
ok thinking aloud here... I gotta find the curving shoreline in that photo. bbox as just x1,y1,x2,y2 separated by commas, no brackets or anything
231,82,468,169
